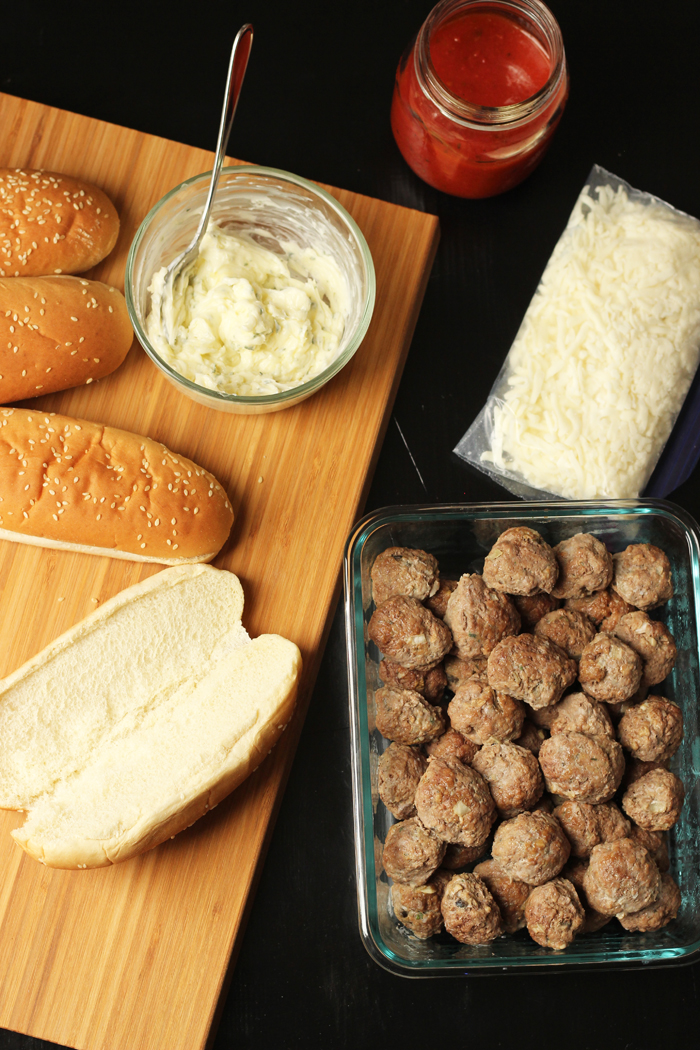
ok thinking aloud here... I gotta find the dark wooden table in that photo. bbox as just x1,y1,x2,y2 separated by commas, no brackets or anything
2,2,699,1047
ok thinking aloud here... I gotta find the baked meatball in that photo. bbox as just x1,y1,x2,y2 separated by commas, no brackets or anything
442,842,489,869
440,873,503,945
578,634,643,702
482,526,558,596
514,718,547,756
622,756,669,789
612,543,673,611
619,873,681,932
562,857,612,933
382,817,447,886
444,574,520,660
374,686,446,745
447,677,526,745
491,811,570,886
512,591,562,629
551,533,613,600
595,802,632,843
371,546,440,605
391,869,451,939
378,659,447,702
584,838,661,917
377,742,428,819
414,756,496,847
425,728,480,765
444,654,488,690
425,577,458,619
487,634,577,710
473,858,531,933
618,696,683,763
621,768,685,832
471,742,543,818
525,878,585,950
553,800,630,858
612,612,677,688
369,596,453,669
565,587,635,632
548,691,615,740
534,609,597,661
539,732,625,804
628,825,670,873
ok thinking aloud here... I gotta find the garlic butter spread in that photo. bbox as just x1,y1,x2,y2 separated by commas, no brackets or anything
146,224,349,396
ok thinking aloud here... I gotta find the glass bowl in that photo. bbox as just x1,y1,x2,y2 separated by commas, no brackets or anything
126,165,376,414
344,499,700,975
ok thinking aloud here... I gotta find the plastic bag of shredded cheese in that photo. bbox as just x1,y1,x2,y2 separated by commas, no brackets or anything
454,165,700,501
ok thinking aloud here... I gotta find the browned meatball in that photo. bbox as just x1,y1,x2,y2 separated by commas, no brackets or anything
377,742,428,820
525,878,585,950
371,546,440,605
487,634,577,710
514,719,547,756
378,658,447,702
578,634,643,702
471,742,543,818
551,533,613,600
612,612,677,688
391,869,451,939
425,578,458,618
443,654,489,690
553,800,630,857
444,574,520,660
447,677,526,745
612,543,673,611
619,873,681,932
441,873,503,945
628,825,670,873
442,842,489,869
622,756,669,790
473,858,531,933
534,609,597,660
584,838,661,917
618,696,683,763
539,732,625,804
512,591,562,629
621,768,685,832
595,802,632,843
562,857,612,933
482,526,558,596
565,587,635,632
369,596,453,669
548,692,615,740
491,811,570,886
374,686,446,745
382,817,447,886
415,756,496,848
425,728,480,765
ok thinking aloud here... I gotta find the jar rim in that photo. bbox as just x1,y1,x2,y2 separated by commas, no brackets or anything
416,0,567,128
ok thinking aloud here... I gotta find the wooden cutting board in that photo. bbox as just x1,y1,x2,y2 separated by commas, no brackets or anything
0,94,438,1050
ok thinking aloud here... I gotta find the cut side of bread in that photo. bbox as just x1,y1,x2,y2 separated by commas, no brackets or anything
0,564,302,868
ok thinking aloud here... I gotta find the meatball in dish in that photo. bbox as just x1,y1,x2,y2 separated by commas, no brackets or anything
425,577,458,619
473,858,531,934
425,728,480,765
553,800,629,857
369,595,453,669
382,817,446,886
534,609,597,661
514,719,547,756
444,654,488,691
447,677,526,745
539,732,625,804
440,873,503,945
548,691,615,740
619,873,681,932
584,838,661,917
487,634,577,710
491,811,570,886
442,842,489,869
525,878,585,950
512,591,562,629
578,634,642,702
374,686,445,746
562,857,612,933
378,659,447,702
371,546,440,605
565,588,635,632
391,869,451,939
471,742,544,818
551,533,613,600
628,825,670,873
415,756,496,848
618,696,683,763
621,768,685,832
444,574,520,660
377,742,428,820
612,543,673,610
482,526,558,596
612,612,677,688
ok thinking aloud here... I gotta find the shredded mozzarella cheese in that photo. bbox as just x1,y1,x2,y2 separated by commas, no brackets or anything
482,180,700,499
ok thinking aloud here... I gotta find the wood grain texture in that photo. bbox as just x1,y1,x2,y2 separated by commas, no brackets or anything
0,93,439,1050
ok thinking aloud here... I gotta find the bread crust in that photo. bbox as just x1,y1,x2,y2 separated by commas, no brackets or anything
0,406,233,562
0,276,133,402
0,168,119,277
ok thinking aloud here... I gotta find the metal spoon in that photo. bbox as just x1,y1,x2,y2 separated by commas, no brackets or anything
160,23,254,341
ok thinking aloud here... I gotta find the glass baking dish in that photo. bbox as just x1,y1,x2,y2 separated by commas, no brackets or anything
344,500,700,975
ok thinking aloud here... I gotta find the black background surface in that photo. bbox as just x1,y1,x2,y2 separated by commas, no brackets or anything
2,1,700,1047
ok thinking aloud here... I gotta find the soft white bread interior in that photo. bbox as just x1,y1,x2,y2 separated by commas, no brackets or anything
0,564,302,868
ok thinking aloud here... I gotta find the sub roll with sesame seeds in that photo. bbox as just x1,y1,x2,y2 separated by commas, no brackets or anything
0,407,233,563
0,169,119,277
0,276,133,402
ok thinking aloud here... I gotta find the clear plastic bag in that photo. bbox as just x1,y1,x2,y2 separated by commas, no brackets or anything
454,165,700,500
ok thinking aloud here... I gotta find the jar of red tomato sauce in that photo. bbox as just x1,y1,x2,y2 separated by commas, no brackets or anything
391,0,568,198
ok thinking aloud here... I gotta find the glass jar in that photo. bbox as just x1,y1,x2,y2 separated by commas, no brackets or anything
390,0,569,199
